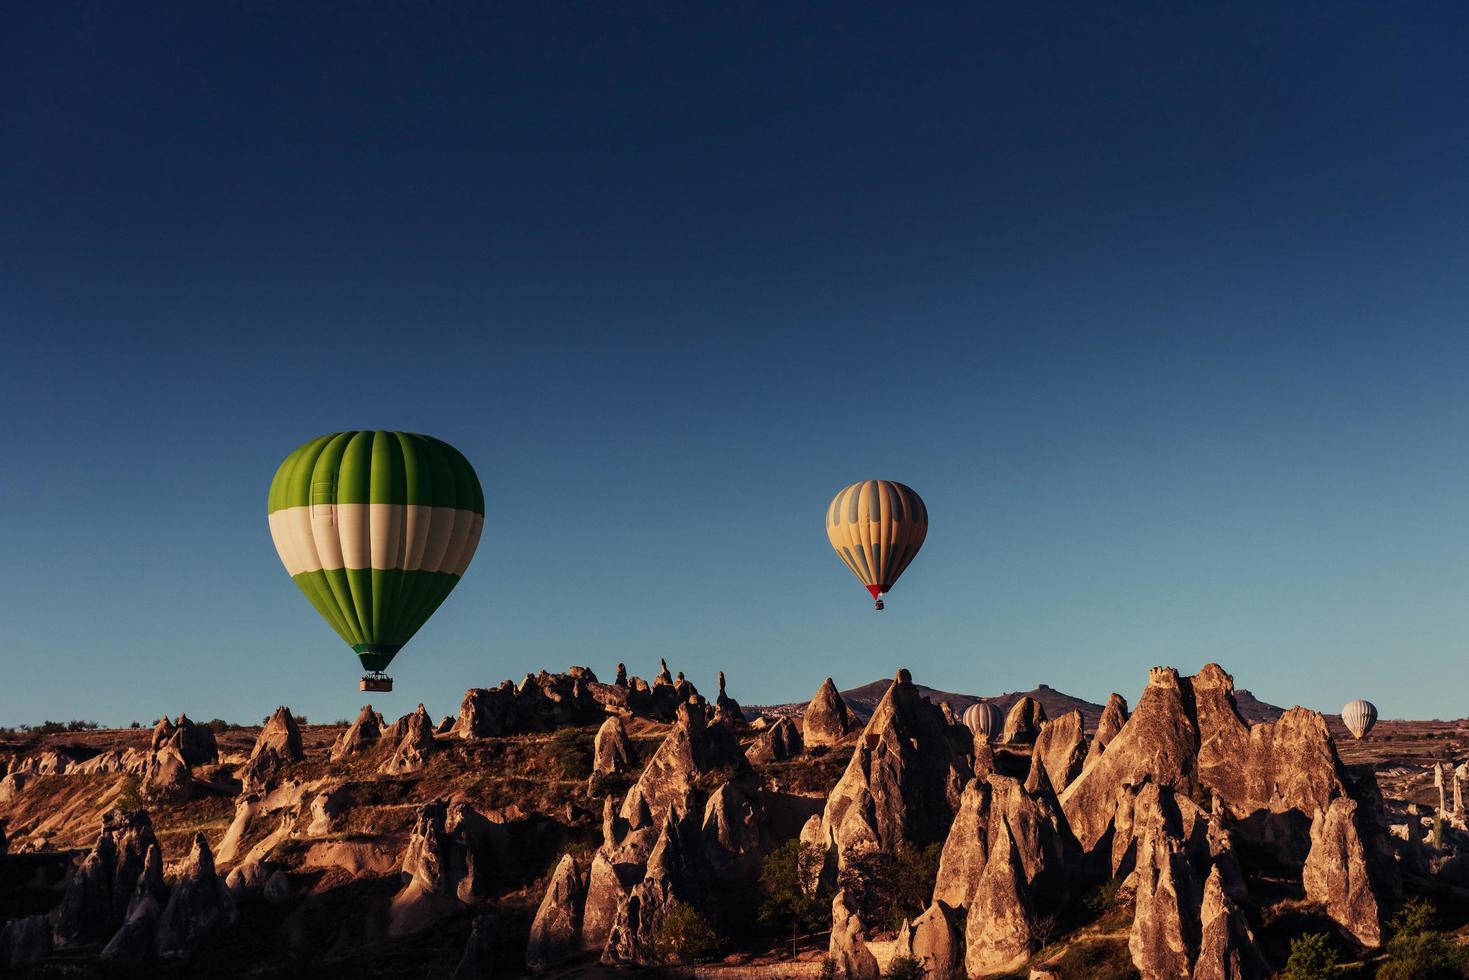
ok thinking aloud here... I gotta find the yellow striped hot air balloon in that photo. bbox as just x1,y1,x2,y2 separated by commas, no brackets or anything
826,480,928,610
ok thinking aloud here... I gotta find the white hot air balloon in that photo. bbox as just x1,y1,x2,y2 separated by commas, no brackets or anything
962,701,1004,740
1342,700,1378,740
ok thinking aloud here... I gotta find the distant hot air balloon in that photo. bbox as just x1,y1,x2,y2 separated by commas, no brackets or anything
826,480,928,610
267,431,485,692
1341,699,1378,740
962,701,1003,740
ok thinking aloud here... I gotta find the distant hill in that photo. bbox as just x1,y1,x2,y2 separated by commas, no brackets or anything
752,679,1287,731
1232,689,1286,724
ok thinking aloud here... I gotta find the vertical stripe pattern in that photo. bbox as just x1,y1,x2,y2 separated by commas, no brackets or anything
962,702,1003,739
1341,700,1377,740
267,431,485,672
825,480,928,596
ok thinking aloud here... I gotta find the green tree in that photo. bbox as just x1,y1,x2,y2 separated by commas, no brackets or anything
760,839,831,953
884,956,924,980
1377,898,1469,980
654,900,720,964
116,775,144,811
1281,933,1337,980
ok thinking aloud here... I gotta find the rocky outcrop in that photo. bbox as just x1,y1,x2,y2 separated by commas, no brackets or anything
749,716,803,764
701,780,766,882
307,782,352,836
1,916,51,970
603,812,707,965
167,714,220,767
241,706,305,793
1059,668,1202,853
1001,696,1046,744
252,706,305,762
455,913,498,980
817,670,970,869
330,704,383,761
100,843,167,963
54,808,160,946
803,677,855,747
1302,795,1382,946
713,670,744,725
895,902,963,979
1192,864,1269,980
380,704,436,775
526,853,586,971
454,669,604,737
155,833,237,958
390,799,500,935
1128,822,1198,980
1084,693,1130,767
591,715,633,780
934,778,991,909
1192,664,1345,862
142,742,192,802
829,889,880,979
964,818,1034,977
1030,710,1086,795
620,701,746,829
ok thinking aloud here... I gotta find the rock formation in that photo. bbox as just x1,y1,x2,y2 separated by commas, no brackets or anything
167,714,220,767
390,799,500,935
829,889,880,979
817,669,970,868
1192,864,1270,980
241,706,305,792
619,701,746,829
701,780,766,882
454,668,604,737
803,677,855,746
964,818,1034,977
1058,667,1206,854
54,808,160,946
526,853,586,971
1302,795,1383,946
1,916,51,970
155,833,237,958
1084,692,1129,767
142,741,192,802
933,777,992,909
894,902,963,979
252,706,305,762
591,715,633,781
603,812,707,965
1030,709,1086,795
713,669,744,725
455,913,498,979
749,715,804,763
100,842,167,963
1001,696,1046,744
330,704,383,761
380,703,436,775
1129,820,1201,979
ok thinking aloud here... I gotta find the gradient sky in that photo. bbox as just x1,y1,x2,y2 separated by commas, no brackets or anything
4,3,1469,728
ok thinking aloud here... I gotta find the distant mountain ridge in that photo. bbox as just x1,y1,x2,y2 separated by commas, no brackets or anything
752,678,1286,730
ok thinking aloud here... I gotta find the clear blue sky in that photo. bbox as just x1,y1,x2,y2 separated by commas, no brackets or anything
4,3,1469,727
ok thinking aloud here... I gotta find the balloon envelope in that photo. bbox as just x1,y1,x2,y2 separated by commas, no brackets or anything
267,431,484,673
826,480,928,601
1341,699,1377,740
962,701,1003,739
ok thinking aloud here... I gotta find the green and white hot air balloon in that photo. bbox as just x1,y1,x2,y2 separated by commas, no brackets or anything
267,431,485,691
